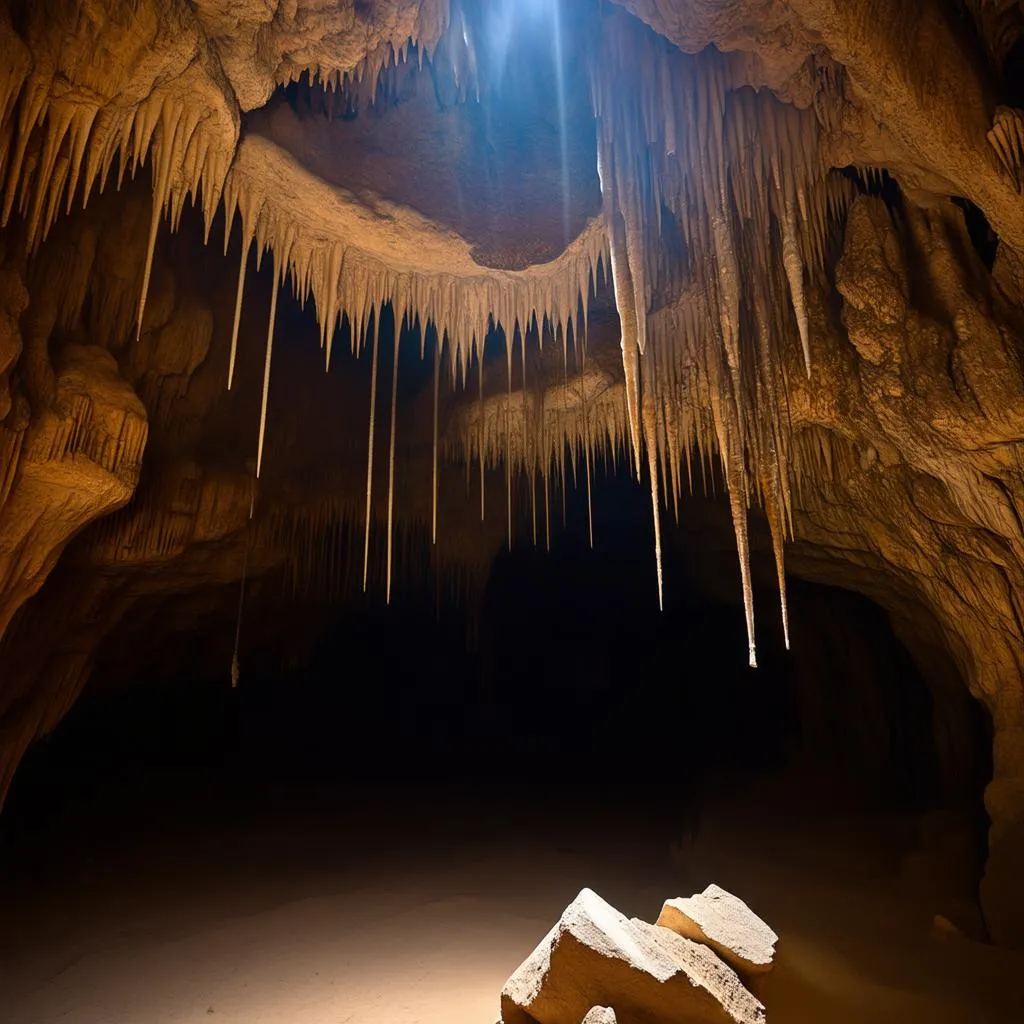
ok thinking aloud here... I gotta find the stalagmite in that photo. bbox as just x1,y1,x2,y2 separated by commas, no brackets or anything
256,261,279,479
386,318,402,604
227,238,249,390
363,308,381,592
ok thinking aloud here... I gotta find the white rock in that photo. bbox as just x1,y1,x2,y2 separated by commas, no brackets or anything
500,887,765,1024
656,884,778,983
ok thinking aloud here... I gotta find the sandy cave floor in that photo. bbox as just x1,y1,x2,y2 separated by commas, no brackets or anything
0,777,1021,1024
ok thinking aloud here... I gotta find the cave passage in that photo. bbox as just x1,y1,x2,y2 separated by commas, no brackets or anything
3,0,1024,1018
0,479,1004,1023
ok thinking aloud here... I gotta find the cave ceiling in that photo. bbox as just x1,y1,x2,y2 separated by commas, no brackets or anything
1,0,1024,943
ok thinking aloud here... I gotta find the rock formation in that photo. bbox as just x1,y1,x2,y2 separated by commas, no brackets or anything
656,886,778,990
0,0,1022,946
500,886,770,1024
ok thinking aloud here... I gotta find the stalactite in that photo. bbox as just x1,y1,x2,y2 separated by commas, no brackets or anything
522,323,536,547
641,385,664,612
220,131,608,396
781,200,812,377
989,106,1024,193
530,462,538,547
505,327,513,549
544,454,551,551
134,100,200,340
385,315,402,604
255,259,279,478
584,433,594,550
0,1,863,661
363,307,381,592
478,340,485,522
432,331,441,545
560,440,567,527
712,383,757,668
227,238,250,390
763,475,791,651
231,476,255,689
598,130,643,476
584,6,850,652
708,183,744,414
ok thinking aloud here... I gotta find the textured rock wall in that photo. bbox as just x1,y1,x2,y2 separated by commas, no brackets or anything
782,195,1024,943
0,179,503,808
0,0,1023,947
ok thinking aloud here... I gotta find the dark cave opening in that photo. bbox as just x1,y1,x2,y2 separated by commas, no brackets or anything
0,469,1001,1020
0,472,987,878
953,197,1000,271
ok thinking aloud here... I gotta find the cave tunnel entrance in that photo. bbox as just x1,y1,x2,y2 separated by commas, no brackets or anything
0,466,1003,1021
1,468,990,873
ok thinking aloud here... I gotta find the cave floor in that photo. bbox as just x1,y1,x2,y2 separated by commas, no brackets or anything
0,774,1020,1024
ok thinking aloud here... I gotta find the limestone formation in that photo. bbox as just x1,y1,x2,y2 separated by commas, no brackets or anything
500,887,765,1024
0,0,1022,949
656,886,778,987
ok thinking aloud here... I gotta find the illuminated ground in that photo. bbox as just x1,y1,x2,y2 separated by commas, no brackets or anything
1,773,1021,1024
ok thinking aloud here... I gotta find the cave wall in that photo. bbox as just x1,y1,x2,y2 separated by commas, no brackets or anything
0,178,506,807
0,0,1023,947
780,194,1024,943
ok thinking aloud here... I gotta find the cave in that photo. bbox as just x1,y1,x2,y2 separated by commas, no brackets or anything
1,0,1023,1021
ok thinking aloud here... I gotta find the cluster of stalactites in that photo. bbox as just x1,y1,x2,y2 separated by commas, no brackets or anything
590,7,853,665
277,2,478,121
262,493,488,617
446,339,629,551
215,154,607,603
0,0,613,627
0,50,235,297
219,163,607,385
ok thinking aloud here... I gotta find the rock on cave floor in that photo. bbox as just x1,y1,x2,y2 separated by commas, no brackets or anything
0,766,1021,1024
